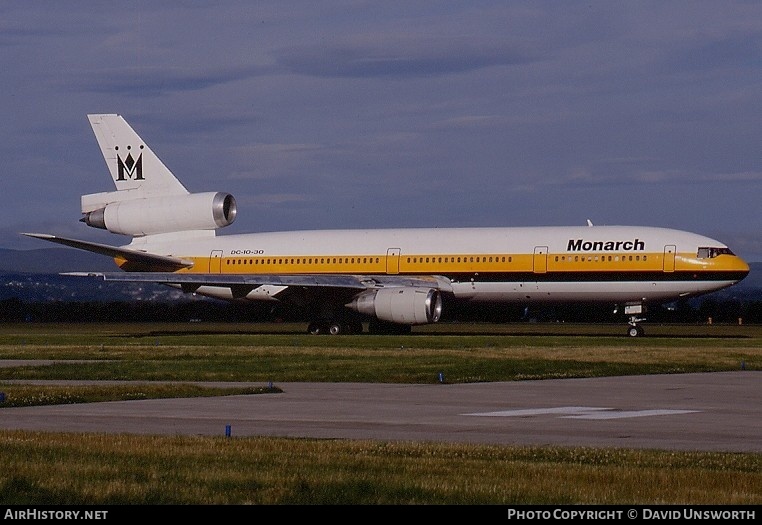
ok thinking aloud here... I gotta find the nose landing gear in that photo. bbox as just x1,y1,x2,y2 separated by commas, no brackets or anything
627,322,645,337
616,303,647,337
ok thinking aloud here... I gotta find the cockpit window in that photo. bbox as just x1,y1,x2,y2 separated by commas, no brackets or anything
697,247,735,259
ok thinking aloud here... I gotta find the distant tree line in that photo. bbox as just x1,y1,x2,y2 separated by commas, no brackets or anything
444,296,757,324
1,296,760,325
0,298,283,323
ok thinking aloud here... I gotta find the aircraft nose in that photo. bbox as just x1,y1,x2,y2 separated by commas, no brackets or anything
736,256,751,281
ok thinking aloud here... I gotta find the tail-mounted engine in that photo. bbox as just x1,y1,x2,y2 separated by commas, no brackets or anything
80,192,236,236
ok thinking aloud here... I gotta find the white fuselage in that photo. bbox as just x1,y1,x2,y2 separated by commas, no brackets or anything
125,225,749,306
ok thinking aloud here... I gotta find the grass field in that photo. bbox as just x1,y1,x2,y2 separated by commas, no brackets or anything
0,321,760,505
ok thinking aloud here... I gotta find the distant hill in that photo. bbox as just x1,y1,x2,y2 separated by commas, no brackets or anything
0,248,117,274
0,248,183,303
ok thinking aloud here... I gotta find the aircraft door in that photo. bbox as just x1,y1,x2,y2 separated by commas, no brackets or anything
209,250,223,273
533,246,548,274
533,246,548,273
663,245,676,272
386,248,400,274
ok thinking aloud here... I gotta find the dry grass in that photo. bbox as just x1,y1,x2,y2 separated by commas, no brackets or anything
0,431,759,505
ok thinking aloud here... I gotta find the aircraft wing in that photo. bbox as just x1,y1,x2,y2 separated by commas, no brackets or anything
63,271,449,293
21,233,194,271
23,232,452,303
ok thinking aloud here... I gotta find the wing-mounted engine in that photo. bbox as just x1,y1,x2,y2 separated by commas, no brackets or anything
347,287,443,325
80,191,236,237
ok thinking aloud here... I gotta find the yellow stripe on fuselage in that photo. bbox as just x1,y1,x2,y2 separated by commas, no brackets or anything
156,250,744,275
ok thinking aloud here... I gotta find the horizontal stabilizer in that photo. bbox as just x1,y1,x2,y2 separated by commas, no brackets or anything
21,233,194,271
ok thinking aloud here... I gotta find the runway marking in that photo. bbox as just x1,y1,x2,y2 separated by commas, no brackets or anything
464,406,700,420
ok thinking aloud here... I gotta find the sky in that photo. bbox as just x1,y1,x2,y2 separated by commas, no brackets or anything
2,1,762,261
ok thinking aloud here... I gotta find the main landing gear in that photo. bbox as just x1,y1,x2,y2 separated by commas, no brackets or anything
307,319,364,335
307,318,413,335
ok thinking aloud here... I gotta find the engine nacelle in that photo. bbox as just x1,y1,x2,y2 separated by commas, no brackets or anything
347,287,443,325
82,192,236,236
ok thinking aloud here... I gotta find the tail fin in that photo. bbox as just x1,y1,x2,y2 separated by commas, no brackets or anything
86,114,187,201
80,114,236,240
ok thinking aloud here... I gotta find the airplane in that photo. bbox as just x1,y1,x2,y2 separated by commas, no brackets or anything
23,114,750,336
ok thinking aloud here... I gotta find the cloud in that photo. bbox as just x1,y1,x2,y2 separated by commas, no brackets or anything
71,64,274,97
244,193,314,207
430,115,508,130
670,32,762,73
228,143,327,181
275,35,542,78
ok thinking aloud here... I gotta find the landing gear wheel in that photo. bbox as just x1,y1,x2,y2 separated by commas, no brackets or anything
624,307,647,338
309,319,363,335
308,322,326,335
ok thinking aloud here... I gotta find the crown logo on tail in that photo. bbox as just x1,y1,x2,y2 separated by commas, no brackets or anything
116,146,144,181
